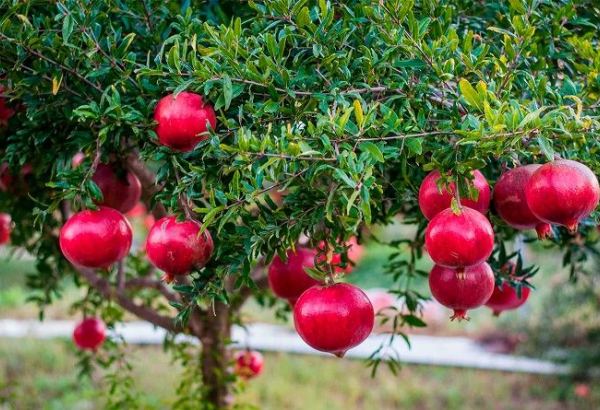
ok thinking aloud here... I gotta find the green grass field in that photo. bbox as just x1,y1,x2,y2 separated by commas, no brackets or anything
0,339,597,410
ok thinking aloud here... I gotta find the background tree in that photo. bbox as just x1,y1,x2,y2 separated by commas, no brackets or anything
1,0,600,408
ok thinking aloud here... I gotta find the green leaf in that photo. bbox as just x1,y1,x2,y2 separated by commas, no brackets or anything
406,138,422,155
62,15,74,44
296,7,311,28
223,76,233,110
536,136,555,161
360,142,384,163
458,79,483,111
334,169,356,188
518,107,546,129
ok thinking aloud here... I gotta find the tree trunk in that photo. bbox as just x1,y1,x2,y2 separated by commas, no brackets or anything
199,301,233,409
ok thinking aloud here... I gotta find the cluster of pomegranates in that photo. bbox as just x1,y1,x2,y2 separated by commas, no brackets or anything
268,240,374,357
419,159,600,320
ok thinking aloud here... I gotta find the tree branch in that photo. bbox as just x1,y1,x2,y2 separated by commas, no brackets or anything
75,265,182,333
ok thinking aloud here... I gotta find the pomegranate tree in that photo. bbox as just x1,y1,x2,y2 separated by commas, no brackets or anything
2,1,600,407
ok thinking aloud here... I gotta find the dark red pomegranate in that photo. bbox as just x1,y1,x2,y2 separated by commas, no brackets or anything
424,207,494,269
525,159,600,232
153,91,217,152
0,163,12,191
418,170,491,220
0,213,11,245
0,86,15,126
485,282,530,316
59,207,132,268
268,247,319,305
293,283,374,357
234,350,264,379
73,317,107,350
146,216,214,282
493,164,551,239
429,262,495,321
92,164,142,214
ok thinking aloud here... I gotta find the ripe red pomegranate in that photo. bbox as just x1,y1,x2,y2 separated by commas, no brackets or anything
0,163,32,193
0,213,11,245
293,283,374,357
60,207,132,268
92,163,142,214
146,216,214,282
418,170,491,220
234,350,264,379
153,91,217,152
493,165,551,239
485,282,530,316
425,207,494,270
268,247,319,305
525,159,600,232
429,262,495,321
73,317,107,350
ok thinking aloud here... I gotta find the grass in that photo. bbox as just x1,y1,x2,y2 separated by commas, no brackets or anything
0,339,598,410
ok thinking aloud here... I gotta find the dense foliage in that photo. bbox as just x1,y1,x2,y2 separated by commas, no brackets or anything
1,0,600,407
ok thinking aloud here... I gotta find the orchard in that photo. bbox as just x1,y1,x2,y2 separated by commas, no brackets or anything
1,0,600,408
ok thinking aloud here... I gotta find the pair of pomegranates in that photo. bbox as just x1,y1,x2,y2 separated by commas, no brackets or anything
268,243,373,357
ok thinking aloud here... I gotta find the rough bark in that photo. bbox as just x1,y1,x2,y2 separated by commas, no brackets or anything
199,301,233,409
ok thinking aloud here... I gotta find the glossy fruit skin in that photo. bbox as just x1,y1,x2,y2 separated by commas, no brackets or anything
493,165,551,239
154,92,216,152
146,216,214,278
92,164,142,214
425,207,494,269
60,207,132,268
268,247,320,304
293,283,374,357
0,213,11,245
234,350,264,379
418,170,491,220
525,159,600,231
73,317,107,350
429,263,495,320
485,282,530,316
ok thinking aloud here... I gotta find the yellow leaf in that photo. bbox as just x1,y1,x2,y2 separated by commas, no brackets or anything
353,100,364,127
52,74,63,95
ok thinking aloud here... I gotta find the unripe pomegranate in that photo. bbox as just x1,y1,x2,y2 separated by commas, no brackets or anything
0,213,11,245
92,164,142,214
146,216,214,282
293,283,374,357
485,282,530,316
429,263,495,321
493,165,551,239
418,170,491,220
525,159,600,232
153,91,217,152
268,247,319,305
234,350,264,379
73,317,107,351
59,207,132,268
71,152,85,168
425,207,494,270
